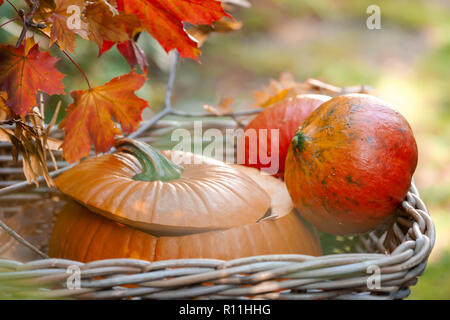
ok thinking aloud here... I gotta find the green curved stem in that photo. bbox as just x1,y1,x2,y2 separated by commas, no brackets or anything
292,130,307,153
115,138,183,182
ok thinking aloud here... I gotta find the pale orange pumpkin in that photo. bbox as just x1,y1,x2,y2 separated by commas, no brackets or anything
49,198,321,261
54,139,272,235
50,139,322,261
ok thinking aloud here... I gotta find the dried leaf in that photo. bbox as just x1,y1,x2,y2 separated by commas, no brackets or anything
187,17,242,47
117,40,149,71
84,0,140,49
46,137,63,151
0,121,55,187
222,0,251,8
0,127,14,143
59,71,148,163
0,91,9,121
203,97,234,116
44,101,62,169
35,0,88,53
253,72,302,108
253,75,375,108
22,152,41,186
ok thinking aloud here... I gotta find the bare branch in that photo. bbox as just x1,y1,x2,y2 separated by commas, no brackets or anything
170,108,262,118
0,219,49,259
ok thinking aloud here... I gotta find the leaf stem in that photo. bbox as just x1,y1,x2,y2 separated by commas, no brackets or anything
61,51,92,90
0,17,20,29
35,29,93,90
5,0,20,14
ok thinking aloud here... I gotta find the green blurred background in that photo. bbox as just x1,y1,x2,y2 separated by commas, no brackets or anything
1,0,449,299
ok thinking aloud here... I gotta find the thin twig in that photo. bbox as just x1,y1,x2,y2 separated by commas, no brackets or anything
165,51,179,110
128,108,172,139
27,0,40,20
170,108,262,118
36,29,93,89
5,0,20,14
61,51,92,89
16,12,27,47
0,163,75,196
129,52,180,138
23,0,47,30
0,220,49,259
15,0,43,47
0,17,20,29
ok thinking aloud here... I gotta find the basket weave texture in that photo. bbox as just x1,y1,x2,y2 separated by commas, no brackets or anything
0,119,436,300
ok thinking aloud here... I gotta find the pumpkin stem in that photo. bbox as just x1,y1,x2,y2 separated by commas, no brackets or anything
292,130,307,153
115,138,184,182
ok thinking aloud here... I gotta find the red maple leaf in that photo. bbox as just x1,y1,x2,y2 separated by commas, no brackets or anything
59,71,148,163
117,0,230,60
117,40,149,71
0,38,65,116
100,39,149,72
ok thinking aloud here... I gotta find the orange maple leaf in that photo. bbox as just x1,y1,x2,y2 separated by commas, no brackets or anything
203,97,234,116
0,38,65,117
59,71,148,163
253,72,308,108
118,0,230,60
84,1,141,50
46,0,88,53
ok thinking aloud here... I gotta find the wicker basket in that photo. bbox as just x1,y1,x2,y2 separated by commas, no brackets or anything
0,116,435,300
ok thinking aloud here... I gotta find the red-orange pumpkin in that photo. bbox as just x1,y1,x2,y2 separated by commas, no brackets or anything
284,94,418,235
241,94,330,178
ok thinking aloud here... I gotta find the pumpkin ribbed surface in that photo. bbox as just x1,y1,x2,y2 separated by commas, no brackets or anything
49,200,322,261
50,164,322,261
55,150,271,235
